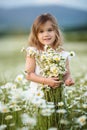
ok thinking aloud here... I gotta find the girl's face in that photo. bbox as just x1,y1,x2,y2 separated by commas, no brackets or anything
37,21,56,47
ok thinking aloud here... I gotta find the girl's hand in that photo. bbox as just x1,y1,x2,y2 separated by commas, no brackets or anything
46,77,63,89
65,77,74,86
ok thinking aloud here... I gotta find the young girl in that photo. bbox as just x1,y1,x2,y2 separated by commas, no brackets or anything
25,13,74,103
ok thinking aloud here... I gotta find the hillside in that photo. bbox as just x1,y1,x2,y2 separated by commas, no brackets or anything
0,5,87,33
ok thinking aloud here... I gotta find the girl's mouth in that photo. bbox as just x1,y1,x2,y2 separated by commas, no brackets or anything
43,38,51,41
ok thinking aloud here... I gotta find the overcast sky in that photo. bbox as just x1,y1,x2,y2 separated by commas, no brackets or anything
0,0,87,11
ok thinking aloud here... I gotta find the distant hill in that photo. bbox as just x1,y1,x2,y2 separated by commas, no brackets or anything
0,5,87,33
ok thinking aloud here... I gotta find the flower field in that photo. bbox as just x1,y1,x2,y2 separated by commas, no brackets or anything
0,36,87,130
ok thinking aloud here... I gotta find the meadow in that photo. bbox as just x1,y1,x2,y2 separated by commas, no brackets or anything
0,35,87,82
0,35,87,130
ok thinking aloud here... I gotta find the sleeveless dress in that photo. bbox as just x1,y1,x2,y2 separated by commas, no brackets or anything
26,46,70,106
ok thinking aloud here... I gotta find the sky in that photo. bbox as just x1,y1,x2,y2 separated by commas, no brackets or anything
0,0,87,11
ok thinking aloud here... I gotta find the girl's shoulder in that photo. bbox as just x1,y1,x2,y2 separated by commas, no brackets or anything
56,46,70,59
26,46,37,51
56,46,75,59
59,50,70,58
26,46,38,57
60,50,75,60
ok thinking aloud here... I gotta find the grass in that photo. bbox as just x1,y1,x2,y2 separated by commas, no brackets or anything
0,35,87,83
0,35,28,83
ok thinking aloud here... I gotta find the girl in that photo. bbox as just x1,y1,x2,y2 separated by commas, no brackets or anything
25,13,74,103
25,13,75,129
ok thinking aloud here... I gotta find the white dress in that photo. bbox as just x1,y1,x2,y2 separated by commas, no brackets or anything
26,46,70,104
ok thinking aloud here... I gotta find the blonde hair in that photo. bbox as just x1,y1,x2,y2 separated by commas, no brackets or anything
28,13,63,50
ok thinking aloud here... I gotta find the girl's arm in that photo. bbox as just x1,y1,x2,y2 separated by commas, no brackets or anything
63,58,74,86
25,56,62,88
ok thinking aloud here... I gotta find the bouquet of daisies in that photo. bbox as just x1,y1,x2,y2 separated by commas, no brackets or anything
25,45,75,81
37,45,67,80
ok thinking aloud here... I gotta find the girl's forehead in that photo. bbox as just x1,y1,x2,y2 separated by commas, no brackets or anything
38,21,53,29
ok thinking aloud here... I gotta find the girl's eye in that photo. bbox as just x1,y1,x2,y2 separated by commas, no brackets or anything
39,30,44,33
48,28,53,32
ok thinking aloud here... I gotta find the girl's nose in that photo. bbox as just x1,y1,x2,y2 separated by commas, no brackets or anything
44,31,49,36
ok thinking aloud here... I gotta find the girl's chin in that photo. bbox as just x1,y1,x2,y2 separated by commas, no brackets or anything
44,43,53,46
